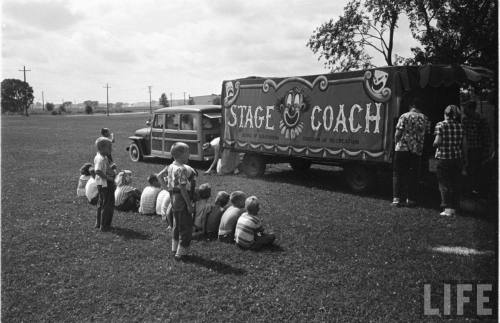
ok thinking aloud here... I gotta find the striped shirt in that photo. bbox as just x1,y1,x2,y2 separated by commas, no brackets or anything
139,186,161,215
235,212,263,248
115,185,136,207
434,120,464,159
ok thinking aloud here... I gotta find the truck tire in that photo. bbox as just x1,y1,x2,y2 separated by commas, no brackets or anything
344,165,375,193
241,153,266,177
129,143,143,162
289,158,312,172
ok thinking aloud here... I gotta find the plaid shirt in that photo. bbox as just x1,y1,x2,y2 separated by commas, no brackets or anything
434,120,464,159
462,113,491,150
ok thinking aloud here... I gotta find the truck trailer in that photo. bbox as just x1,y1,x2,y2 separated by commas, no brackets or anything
220,65,492,192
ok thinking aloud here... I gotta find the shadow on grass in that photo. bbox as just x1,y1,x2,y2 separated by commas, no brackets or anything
111,227,151,240
183,255,246,276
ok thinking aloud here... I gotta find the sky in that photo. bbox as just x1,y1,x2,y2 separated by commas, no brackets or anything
1,0,418,104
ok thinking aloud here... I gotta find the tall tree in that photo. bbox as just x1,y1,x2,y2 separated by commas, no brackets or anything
1,79,34,116
307,0,403,72
159,93,169,107
405,0,497,71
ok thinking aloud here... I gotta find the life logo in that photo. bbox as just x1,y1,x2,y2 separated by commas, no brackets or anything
277,87,309,140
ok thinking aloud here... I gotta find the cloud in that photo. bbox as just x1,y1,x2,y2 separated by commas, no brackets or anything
3,0,83,31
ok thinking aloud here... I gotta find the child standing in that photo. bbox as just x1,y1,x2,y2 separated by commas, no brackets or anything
94,137,116,231
77,162,93,197
115,170,141,212
139,175,161,215
166,142,194,260
205,191,230,239
235,196,276,250
193,183,212,234
218,191,247,243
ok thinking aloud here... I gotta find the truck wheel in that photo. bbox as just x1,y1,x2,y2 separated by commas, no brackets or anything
290,159,312,172
241,154,266,177
129,143,142,162
344,165,375,193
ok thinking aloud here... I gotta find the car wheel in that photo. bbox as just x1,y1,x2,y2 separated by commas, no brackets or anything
344,165,375,193
129,143,142,162
241,153,266,177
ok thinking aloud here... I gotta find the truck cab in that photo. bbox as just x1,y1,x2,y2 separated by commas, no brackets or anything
127,105,221,162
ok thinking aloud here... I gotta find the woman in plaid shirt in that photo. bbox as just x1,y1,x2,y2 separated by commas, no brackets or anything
433,105,467,216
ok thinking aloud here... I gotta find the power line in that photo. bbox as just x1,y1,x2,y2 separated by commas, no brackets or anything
148,85,152,114
18,65,31,82
103,83,111,116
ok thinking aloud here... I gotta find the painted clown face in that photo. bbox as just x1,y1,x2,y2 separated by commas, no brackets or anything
225,82,234,101
371,70,388,94
279,88,307,140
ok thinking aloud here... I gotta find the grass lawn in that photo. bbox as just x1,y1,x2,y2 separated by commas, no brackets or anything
1,114,497,322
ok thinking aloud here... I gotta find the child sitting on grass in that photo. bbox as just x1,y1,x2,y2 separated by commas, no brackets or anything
139,174,161,215
193,183,212,234
205,191,230,240
115,170,141,212
218,191,247,243
77,162,93,197
85,167,98,205
166,142,194,260
235,196,276,250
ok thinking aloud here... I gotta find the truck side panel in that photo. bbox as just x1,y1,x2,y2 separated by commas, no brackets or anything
221,69,397,164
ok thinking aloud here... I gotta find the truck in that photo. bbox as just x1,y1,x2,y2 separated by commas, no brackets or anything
220,65,491,192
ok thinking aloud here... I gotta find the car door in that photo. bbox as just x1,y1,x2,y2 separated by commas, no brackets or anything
151,113,165,156
164,113,180,157
179,113,200,159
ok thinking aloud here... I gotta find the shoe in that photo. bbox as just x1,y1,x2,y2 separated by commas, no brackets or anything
391,198,401,207
449,208,456,216
406,199,417,207
174,254,186,261
440,208,453,216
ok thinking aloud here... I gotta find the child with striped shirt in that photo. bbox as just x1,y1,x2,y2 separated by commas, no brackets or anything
235,196,275,250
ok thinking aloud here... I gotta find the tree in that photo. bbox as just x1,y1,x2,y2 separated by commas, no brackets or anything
212,96,221,105
405,0,497,71
188,96,195,105
159,93,169,107
45,102,55,112
307,0,403,72
1,78,34,116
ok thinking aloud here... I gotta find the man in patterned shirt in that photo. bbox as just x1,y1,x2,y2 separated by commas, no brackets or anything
392,98,431,207
462,101,491,194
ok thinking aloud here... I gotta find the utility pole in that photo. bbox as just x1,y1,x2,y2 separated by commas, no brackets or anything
18,65,31,82
42,91,45,111
184,92,186,105
103,83,110,116
148,85,152,114
170,93,173,107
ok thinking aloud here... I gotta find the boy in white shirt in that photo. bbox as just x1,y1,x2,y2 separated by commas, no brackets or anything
139,174,161,215
94,137,116,231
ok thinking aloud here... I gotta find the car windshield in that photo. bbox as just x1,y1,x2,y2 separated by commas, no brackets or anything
202,114,221,130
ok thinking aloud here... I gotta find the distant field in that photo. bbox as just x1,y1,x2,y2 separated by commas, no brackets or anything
1,114,497,321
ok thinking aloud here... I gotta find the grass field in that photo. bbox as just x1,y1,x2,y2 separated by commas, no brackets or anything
1,114,497,322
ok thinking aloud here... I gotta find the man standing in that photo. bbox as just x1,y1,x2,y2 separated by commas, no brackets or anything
392,98,431,207
461,100,491,195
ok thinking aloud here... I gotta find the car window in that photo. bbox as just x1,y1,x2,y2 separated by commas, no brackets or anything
202,116,221,130
166,114,179,130
180,114,198,131
153,114,164,129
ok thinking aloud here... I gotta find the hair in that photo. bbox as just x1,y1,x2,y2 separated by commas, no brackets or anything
410,97,422,111
170,142,190,160
101,128,110,137
444,104,461,121
198,183,211,199
147,174,160,186
80,162,93,176
95,137,112,153
115,170,132,186
230,191,247,209
245,196,260,215
214,191,230,207
115,171,125,186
